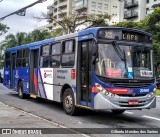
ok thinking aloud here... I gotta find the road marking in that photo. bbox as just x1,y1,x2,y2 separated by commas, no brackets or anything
0,102,90,137
142,115,160,122
125,111,134,114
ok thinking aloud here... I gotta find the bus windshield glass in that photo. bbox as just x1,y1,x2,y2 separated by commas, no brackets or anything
95,43,153,79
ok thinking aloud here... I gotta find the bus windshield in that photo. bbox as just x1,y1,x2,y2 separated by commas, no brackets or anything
95,43,153,79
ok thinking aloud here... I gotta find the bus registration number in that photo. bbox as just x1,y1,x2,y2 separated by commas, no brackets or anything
128,100,139,105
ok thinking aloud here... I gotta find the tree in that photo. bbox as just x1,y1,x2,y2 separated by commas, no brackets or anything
0,23,9,36
25,29,51,43
36,11,111,34
3,32,27,48
0,29,51,69
50,28,63,37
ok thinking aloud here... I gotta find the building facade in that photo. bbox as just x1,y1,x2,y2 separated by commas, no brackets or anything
46,0,74,31
44,0,160,32
74,0,123,25
122,0,146,22
46,0,123,31
146,0,160,15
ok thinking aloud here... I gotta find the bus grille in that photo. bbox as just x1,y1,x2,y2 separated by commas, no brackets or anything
118,94,147,97
110,82,153,88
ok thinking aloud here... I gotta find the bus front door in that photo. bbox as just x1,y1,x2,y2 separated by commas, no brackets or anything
10,53,16,89
77,41,92,107
29,49,39,96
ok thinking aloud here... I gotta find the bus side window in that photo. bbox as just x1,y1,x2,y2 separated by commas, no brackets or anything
22,49,29,67
50,43,61,68
5,52,11,68
16,50,23,68
40,45,50,68
61,40,75,67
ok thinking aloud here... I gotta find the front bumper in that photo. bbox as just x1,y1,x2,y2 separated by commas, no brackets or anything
94,92,156,110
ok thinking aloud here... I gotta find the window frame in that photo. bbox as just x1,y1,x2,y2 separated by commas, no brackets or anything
16,48,29,68
50,42,61,68
61,39,75,68
40,44,51,68
5,52,11,68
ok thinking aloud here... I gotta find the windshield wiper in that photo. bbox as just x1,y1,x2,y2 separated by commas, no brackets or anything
112,41,127,70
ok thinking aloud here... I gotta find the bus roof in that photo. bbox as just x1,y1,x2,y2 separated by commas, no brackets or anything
6,27,152,52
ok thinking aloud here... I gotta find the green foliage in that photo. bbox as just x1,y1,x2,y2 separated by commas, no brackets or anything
156,89,160,96
0,23,9,36
87,13,111,27
50,28,63,37
42,12,111,33
0,29,51,69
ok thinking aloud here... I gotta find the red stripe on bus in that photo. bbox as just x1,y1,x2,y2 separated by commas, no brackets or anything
106,88,129,94
34,72,38,94
92,87,99,92
92,87,130,94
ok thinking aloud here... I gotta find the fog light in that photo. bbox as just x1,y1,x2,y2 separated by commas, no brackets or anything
111,93,115,98
104,91,109,96
148,94,151,98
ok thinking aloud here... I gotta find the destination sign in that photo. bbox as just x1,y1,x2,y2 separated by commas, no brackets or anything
97,29,152,43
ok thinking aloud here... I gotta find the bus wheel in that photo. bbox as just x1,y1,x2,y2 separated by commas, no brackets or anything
63,88,77,115
18,81,25,99
111,110,125,114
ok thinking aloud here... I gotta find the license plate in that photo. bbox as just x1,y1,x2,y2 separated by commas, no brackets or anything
128,100,139,105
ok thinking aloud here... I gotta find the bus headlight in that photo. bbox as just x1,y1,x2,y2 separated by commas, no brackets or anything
147,92,155,98
95,83,104,92
153,86,157,93
95,83,115,97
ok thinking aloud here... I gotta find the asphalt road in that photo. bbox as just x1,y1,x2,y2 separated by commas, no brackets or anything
0,84,160,137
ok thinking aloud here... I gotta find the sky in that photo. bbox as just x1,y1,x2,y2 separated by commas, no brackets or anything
0,0,53,41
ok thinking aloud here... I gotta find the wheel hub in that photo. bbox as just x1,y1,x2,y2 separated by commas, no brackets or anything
65,95,73,111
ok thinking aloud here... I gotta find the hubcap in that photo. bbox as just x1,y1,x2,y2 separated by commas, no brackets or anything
64,95,73,112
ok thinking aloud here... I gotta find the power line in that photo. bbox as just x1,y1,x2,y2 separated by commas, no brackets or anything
0,0,47,21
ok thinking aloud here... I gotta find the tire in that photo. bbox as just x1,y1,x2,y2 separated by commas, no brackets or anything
18,81,25,99
62,88,77,115
111,110,125,114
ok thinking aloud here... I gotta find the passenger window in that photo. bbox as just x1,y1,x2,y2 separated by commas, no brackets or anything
17,50,23,58
16,49,29,68
42,45,50,56
52,43,61,55
16,50,22,68
40,45,50,68
63,40,74,54
61,40,75,67
5,52,11,68
40,56,49,68
50,43,61,68
23,49,29,58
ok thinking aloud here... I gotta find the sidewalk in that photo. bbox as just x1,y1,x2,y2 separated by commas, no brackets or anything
0,102,84,136
0,102,60,129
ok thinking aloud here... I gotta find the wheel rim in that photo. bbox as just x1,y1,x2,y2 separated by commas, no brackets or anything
64,94,73,112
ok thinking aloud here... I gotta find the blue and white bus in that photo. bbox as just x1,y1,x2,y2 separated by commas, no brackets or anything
3,27,156,115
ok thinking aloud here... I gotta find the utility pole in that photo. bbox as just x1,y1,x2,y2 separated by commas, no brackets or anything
0,0,47,21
